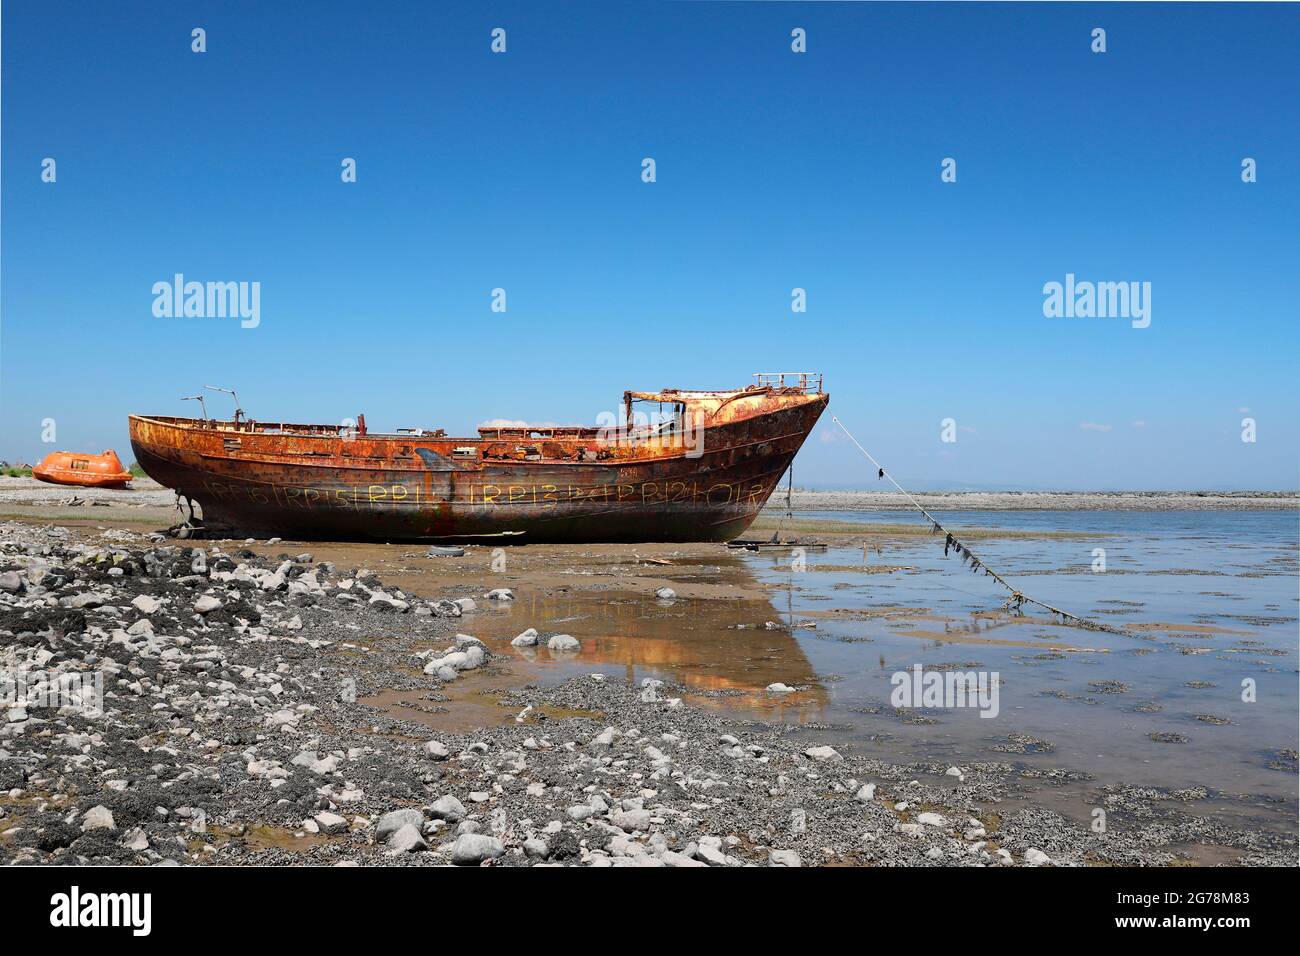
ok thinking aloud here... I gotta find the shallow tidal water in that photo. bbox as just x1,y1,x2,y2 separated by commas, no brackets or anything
454,509,1298,838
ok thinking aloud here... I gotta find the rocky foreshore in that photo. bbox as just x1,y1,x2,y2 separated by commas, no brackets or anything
1,521,1293,867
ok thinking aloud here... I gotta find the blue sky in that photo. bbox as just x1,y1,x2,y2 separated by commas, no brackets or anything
2,1,1297,490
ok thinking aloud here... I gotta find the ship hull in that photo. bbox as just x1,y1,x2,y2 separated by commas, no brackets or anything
32,472,131,490
129,388,827,543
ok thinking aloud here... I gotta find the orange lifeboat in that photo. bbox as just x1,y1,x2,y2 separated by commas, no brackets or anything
32,449,133,489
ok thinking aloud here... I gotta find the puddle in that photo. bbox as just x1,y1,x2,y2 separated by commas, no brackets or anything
208,823,336,852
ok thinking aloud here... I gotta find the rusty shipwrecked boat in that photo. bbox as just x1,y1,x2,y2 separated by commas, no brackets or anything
128,373,828,543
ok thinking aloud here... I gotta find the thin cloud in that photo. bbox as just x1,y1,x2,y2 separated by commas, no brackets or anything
1079,422,1112,432
1130,420,1146,428
477,418,562,428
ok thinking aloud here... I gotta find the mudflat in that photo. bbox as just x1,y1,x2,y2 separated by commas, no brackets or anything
778,489,1297,512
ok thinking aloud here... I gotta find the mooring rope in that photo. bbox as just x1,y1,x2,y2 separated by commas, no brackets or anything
831,415,1129,635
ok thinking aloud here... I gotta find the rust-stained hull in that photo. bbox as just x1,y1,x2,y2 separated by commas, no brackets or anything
129,381,828,543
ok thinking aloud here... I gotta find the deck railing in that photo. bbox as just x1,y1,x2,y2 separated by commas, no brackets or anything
753,372,824,394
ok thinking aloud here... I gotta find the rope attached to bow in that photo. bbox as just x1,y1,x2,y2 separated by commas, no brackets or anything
832,415,1128,635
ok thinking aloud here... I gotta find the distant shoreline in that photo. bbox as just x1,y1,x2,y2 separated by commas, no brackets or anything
766,490,1298,512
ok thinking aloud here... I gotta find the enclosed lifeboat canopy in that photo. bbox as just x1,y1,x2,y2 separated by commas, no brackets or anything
32,449,133,489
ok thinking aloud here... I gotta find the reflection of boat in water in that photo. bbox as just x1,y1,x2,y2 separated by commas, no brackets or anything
281,534,829,725
128,374,828,543
489,560,830,715
32,449,133,489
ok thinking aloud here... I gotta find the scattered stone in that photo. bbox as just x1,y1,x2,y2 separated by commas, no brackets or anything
423,740,450,760
369,594,410,613
451,833,505,865
385,823,428,855
511,628,539,647
696,842,730,866
376,809,425,840
130,594,162,614
314,811,348,834
81,805,116,832
429,795,467,823
804,745,842,762
611,808,652,832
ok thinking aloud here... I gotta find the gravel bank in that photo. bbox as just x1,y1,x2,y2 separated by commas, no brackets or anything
1,522,1292,867
0,476,173,507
